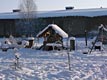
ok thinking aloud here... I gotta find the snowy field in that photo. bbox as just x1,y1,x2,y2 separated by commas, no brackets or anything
0,38,107,80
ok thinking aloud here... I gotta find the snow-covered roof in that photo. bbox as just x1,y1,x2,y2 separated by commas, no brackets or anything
46,43,62,47
0,12,20,19
36,24,68,38
38,8,107,18
27,37,35,40
1,8,107,19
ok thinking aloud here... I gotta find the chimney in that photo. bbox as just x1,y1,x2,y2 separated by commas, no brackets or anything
65,6,74,10
13,9,20,12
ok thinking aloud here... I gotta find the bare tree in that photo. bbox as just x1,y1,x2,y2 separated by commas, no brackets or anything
18,0,37,36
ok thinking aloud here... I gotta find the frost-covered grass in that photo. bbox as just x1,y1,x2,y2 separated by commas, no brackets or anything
0,38,107,80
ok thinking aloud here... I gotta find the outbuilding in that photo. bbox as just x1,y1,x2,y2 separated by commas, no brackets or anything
36,24,68,50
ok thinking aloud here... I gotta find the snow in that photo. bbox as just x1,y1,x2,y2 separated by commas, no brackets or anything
0,38,107,80
69,37,76,41
36,8,107,17
95,41,102,46
1,8,107,19
27,37,35,40
37,24,68,38
99,24,107,32
46,43,62,47
0,12,20,19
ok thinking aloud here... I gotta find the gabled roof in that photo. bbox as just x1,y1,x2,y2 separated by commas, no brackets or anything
1,8,107,19
36,24,68,38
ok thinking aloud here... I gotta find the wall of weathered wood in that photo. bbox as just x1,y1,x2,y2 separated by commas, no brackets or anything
37,16,107,37
38,16,90,37
0,16,107,37
0,19,16,37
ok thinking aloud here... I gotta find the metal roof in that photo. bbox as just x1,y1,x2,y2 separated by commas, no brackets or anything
0,8,107,19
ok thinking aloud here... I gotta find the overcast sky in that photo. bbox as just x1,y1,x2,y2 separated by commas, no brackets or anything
0,0,107,13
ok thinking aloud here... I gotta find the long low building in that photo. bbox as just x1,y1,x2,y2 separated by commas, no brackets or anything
0,8,107,37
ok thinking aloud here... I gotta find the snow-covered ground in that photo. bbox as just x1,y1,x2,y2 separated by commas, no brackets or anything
0,38,107,80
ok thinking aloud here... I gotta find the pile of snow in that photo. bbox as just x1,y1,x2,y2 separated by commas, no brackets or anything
0,36,33,50
21,40,29,47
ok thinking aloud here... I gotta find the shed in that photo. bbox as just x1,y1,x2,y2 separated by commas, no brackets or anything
36,24,68,50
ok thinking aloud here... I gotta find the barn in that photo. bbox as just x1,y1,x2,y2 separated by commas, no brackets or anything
0,8,107,37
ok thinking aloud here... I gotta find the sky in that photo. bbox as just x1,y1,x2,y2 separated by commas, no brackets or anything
0,0,107,13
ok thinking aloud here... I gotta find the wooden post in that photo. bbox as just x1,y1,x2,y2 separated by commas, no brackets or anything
67,52,71,70
67,37,71,70
85,30,87,46
70,38,75,51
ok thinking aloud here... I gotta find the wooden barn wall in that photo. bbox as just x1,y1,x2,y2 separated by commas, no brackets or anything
0,16,107,37
38,16,107,37
39,16,91,37
0,19,16,37
92,16,107,29
15,19,37,37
